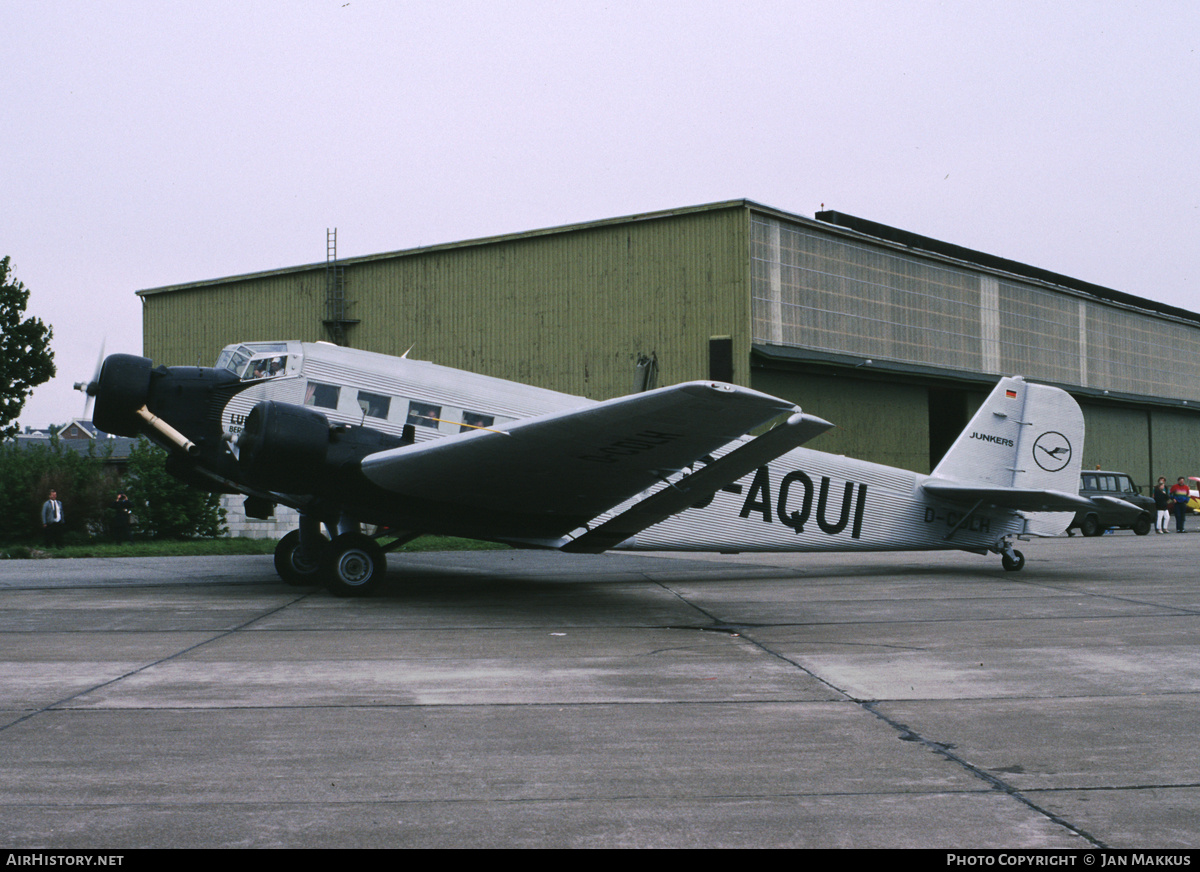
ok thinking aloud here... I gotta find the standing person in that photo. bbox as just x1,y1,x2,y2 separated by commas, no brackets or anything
1169,477,1191,533
1153,477,1172,533
109,493,133,544
41,489,64,548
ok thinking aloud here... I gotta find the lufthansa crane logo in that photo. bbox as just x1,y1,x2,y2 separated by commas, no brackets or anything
1032,431,1072,472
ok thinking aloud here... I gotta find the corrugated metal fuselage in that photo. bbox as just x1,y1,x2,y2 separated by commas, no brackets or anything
209,341,1057,556
616,446,1032,555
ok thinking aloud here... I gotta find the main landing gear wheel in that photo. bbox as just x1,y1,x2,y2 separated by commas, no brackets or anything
323,532,386,597
274,530,329,586
1001,549,1025,572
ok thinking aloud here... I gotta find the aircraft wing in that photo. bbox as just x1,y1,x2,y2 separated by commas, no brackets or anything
562,410,834,553
921,481,1096,512
359,381,808,537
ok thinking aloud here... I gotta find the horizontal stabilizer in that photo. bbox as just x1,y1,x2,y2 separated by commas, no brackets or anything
922,482,1094,513
562,411,834,553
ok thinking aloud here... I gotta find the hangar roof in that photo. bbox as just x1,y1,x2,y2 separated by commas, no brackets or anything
135,200,757,297
137,198,1198,328
814,209,1200,328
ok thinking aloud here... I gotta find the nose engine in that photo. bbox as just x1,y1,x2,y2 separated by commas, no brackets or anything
90,354,153,437
84,353,238,457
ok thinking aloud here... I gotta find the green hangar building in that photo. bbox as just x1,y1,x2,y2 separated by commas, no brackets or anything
139,199,1200,499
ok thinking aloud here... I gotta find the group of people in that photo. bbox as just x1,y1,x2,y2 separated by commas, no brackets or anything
40,490,133,548
1153,477,1194,533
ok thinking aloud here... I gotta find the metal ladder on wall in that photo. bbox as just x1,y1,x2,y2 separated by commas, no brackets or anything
322,228,357,345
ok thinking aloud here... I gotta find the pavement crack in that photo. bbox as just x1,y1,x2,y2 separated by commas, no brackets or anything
0,592,313,734
652,577,1113,852
860,701,1108,848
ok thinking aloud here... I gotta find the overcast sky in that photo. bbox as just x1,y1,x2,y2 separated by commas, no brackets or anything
6,0,1199,427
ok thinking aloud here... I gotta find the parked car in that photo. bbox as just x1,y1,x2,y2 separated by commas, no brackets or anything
1068,470,1154,536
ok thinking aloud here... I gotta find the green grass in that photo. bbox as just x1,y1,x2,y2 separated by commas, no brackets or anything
0,535,510,559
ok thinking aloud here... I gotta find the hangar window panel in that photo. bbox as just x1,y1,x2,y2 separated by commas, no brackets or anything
752,214,1200,403
407,401,442,429
305,382,340,410
1084,304,1200,396
752,216,981,371
997,282,1080,384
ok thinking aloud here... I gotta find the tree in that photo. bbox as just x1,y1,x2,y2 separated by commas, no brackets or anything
0,436,116,543
123,438,226,539
0,257,55,439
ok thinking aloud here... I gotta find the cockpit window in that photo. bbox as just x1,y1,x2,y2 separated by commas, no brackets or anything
217,343,292,380
246,355,287,379
217,347,251,377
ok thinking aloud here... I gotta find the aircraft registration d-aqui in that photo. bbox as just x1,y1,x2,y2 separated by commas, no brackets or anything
78,340,1117,596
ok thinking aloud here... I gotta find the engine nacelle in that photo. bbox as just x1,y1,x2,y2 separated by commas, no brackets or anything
237,401,332,493
237,400,414,496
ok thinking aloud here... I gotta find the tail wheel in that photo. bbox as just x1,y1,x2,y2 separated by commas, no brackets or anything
1001,549,1025,572
273,530,328,586
324,532,386,597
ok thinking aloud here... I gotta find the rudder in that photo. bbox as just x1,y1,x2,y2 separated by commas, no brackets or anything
931,376,1084,496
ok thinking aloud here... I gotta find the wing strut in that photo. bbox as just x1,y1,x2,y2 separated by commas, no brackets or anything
942,498,985,541
562,411,832,553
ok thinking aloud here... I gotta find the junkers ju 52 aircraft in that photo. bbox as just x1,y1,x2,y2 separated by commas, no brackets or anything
79,340,1114,596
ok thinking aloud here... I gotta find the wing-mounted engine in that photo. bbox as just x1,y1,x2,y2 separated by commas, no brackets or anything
236,400,413,496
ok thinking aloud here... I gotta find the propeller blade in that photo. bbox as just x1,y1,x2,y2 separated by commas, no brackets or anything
75,341,106,418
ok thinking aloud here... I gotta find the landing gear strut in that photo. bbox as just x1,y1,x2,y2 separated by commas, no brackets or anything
272,514,417,595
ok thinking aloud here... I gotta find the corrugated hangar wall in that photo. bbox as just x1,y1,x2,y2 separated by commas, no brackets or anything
142,204,754,401
140,200,1200,486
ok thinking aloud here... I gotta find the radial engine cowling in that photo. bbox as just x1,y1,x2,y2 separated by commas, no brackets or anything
237,401,332,494
92,354,154,437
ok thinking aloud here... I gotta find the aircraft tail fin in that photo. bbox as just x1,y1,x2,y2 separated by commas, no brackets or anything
931,376,1083,498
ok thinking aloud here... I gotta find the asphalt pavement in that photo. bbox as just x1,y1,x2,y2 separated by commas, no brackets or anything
2,533,1199,849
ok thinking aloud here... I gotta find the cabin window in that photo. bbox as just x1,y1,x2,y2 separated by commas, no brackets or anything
407,401,441,429
460,411,495,433
305,382,340,410
357,391,391,419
